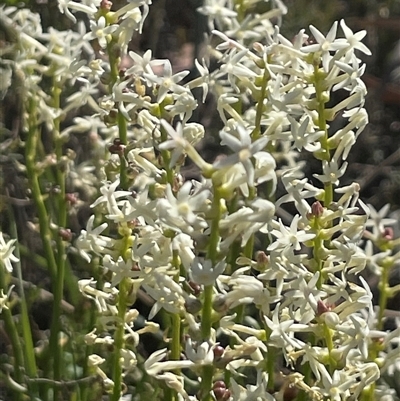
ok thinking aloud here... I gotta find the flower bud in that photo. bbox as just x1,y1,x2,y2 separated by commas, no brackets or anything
188,280,201,296
213,346,225,358
59,228,72,242
212,294,228,313
100,0,112,11
100,71,112,85
382,227,394,240
65,192,79,206
108,138,126,155
213,386,230,401
255,251,269,271
323,311,340,329
311,201,324,218
103,109,118,127
213,381,226,390
316,299,331,316
185,297,202,314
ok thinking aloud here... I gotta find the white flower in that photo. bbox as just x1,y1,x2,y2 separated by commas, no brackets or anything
78,279,118,312
340,19,372,56
213,125,269,187
313,158,348,186
189,58,210,102
159,120,211,172
84,17,118,49
164,91,198,124
91,179,132,218
156,181,209,234
334,54,366,93
301,21,348,72
143,273,186,319
365,203,397,236
185,339,214,365
0,286,14,313
288,115,323,152
75,215,113,262
268,215,315,252
57,0,97,23
172,233,195,271
0,233,19,273
144,60,189,103
190,258,226,286
115,7,142,52
102,255,139,286
197,0,237,30
127,49,165,76
264,305,305,349
144,348,193,376
216,48,257,92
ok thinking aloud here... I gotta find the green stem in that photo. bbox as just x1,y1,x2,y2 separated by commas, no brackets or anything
0,268,25,401
49,82,67,400
7,206,38,389
106,38,130,191
251,65,270,141
312,215,323,289
170,313,181,363
200,184,223,401
313,65,333,208
160,124,175,186
118,111,129,190
81,257,100,401
377,262,391,331
266,345,275,391
201,365,214,401
110,277,129,401
25,97,58,280
171,250,182,362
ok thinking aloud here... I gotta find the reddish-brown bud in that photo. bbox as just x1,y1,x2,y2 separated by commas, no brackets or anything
100,0,112,10
188,280,201,296
213,386,230,401
256,251,269,268
317,299,332,316
213,381,226,390
59,228,72,242
108,138,126,155
311,201,324,218
213,345,225,358
65,192,79,206
383,227,394,240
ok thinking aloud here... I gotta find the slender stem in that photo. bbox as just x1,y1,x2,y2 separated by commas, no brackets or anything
313,65,333,208
266,345,275,391
170,313,181,363
201,284,214,341
118,111,129,190
160,124,175,186
0,268,25,401
312,215,324,289
171,250,182,363
201,365,214,401
7,206,38,390
81,257,100,401
200,185,222,401
106,37,130,191
110,277,128,401
377,262,391,331
251,65,270,141
49,81,67,400
202,185,221,334
25,97,58,280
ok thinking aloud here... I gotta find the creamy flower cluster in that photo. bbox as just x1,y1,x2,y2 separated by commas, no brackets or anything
2,0,400,401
